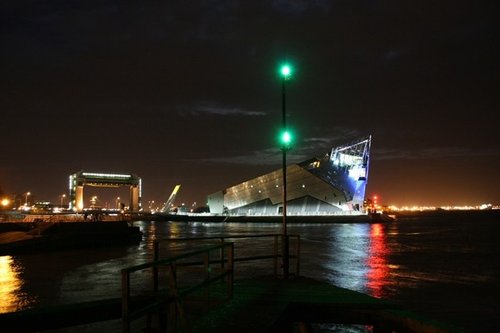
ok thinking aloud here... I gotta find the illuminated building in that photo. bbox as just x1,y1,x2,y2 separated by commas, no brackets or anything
208,136,371,215
68,171,142,212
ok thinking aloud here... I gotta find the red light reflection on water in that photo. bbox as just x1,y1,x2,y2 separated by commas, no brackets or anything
366,224,390,298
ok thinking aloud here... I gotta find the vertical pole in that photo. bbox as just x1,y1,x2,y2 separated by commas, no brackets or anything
282,76,289,279
296,235,301,277
204,251,210,311
167,262,178,332
228,243,234,299
153,241,159,292
121,269,130,333
273,235,278,277
220,237,225,271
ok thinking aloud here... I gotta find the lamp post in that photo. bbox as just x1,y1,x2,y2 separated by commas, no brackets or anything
1,198,10,208
60,194,66,208
280,64,292,278
25,192,31,205
116,197,120,210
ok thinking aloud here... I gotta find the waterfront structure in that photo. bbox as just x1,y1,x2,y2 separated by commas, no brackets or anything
207,137,371,216
69,171,142,212
161,184,181,213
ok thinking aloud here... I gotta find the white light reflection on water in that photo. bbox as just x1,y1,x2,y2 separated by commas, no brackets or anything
327,224,370,292
323,223,391,298
0,255,35,312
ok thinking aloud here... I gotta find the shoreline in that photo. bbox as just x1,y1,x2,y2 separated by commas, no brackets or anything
0,221,142,255
148,212,394,223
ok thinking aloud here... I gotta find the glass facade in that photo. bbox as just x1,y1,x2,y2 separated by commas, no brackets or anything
207,136,371,216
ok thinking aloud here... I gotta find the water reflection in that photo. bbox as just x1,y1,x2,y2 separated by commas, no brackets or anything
328,224,370,292
366,224,390,298
0,222,390,315
327,223,390,298
0,256,34,312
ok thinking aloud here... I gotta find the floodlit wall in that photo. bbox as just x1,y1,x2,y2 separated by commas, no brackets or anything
207,191,224,214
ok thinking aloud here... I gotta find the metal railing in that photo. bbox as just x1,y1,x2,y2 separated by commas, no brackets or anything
121,234,301,332
153,233,301,280
121,242,234,333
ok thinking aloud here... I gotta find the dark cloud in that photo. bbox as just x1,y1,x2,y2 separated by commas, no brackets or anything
196,131,367,167
271,0,332,15
196,148,281,166
176,103,266,116
374,147,500,161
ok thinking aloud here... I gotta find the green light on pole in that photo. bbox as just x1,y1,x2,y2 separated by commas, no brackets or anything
280,130,293,147
280,64,292,79
282,131,291,144
278,61,293,279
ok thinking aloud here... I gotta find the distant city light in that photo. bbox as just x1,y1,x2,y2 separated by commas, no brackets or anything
385,204,496,211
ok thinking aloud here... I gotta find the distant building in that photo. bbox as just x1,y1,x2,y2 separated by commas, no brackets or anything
207,137,371,216
68,171,142,212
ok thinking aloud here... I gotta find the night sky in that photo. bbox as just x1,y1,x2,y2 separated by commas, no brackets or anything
1,1,499,208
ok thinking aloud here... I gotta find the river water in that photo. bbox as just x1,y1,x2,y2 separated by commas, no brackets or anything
1,212,499,332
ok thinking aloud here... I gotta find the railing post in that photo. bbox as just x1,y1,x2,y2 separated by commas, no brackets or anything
295,234,301,277
220,237,225,271
282,234,289,279
171,262,177,287
121,269,130,333
273,235,278,277
204,251,211,311
153,240,159,292
227,243,234,299
166,262,178,333
168,299,177,332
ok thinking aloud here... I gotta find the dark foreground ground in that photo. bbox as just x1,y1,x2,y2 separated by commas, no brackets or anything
0,276,461,333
